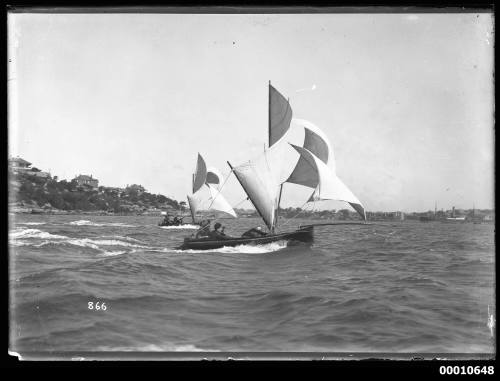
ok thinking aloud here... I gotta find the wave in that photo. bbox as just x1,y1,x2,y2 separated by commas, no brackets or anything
96,344,218,352
68,220,136,227
9,228,155,252
170,240,288,254
67,238,151,250
10,228,67,240
97,250,128,257
159,225,199,230
101,235,146,244
18,222,46,226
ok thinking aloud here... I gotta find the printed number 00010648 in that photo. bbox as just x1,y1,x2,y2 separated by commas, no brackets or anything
88,301,107,311
439,366,494,375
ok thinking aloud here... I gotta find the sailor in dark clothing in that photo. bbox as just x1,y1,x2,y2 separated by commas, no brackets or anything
241,226,267,238
173,216,182,225
195,219,211,238
209,222,229,240
161,214,172,226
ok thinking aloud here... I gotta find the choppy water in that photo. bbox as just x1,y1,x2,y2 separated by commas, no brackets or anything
8,214,495,355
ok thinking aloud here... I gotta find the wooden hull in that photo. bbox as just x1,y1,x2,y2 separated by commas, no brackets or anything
178,226,314,251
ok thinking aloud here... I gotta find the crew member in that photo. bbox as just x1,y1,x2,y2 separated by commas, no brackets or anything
162,214,172,225
195,220,211,238
241,226,267,238
210,222,229,240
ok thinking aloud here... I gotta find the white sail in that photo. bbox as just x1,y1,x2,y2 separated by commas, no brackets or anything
187,193,202,221
188,185,237,218
289,144,366,220
231,159,279,230
188,155,237,220
207,184,237,218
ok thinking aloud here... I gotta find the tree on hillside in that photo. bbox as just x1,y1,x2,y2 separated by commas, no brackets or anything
180,201,187,212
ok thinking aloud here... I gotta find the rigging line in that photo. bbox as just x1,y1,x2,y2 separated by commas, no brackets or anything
277,200,312,229
202,196,249,227
232,197,250,209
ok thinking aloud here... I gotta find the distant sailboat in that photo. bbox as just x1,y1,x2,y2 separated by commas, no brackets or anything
180,82,366,250
186,153,237,224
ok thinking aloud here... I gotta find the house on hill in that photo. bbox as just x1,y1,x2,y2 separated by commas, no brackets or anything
126,184,146,195
9,156,32,169
9,156,51,178
73,174,99,189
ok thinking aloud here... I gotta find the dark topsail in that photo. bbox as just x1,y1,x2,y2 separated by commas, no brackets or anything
268,83,293,148
192,153,207,194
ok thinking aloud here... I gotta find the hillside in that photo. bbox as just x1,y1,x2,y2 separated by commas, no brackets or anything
9,170,182,214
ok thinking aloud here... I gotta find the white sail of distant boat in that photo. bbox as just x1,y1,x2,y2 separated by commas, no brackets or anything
229,82,365,232
187,154,237,222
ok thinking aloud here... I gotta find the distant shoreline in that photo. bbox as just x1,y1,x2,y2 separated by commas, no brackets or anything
9,209,180,217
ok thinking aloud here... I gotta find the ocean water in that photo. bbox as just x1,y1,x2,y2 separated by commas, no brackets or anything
8,214,495,356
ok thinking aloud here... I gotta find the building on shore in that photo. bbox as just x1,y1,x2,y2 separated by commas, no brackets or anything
9,156,51,178
73,174,99,189
9,156,31,170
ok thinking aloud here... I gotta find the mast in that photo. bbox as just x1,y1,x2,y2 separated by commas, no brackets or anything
274,183,284,232
188,196,196,223
268,80,271,147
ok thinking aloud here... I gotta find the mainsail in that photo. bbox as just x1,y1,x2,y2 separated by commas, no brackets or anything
187,154,237,221
285,120,366,220
230,159,279,230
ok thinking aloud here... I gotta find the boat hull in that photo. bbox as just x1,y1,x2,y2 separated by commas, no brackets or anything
178,226,314,250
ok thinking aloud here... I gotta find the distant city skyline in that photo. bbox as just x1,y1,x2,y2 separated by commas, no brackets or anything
8,12,494,212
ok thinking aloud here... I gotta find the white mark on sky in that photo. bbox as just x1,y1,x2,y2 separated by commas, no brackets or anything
295,84,316,93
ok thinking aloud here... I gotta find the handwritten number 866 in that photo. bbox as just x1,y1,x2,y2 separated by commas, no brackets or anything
88,301,107,311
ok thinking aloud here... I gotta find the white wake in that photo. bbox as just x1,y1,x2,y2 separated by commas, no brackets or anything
68,220,136,227
159,224,199,230
170,240,289,254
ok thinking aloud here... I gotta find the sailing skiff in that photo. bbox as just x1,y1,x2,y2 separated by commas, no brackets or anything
179,225,313,250
179,82,367,251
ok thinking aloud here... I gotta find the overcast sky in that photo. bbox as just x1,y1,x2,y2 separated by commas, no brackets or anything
8,12,494,212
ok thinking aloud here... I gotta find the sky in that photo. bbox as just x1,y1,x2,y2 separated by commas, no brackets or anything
8,12,494,212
